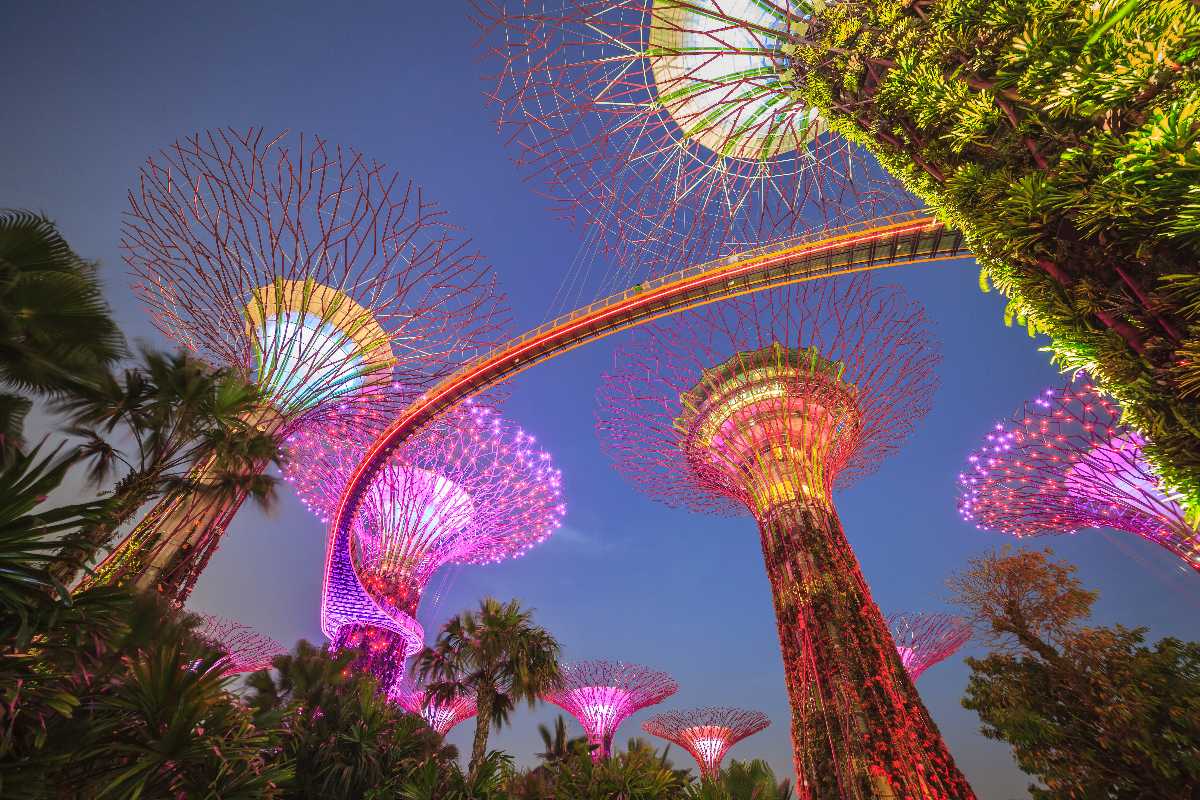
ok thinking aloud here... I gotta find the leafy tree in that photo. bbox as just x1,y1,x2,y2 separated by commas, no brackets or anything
686,759,794,800
949,547,1200,797
791,0,1200,513
508,737,692,800
246,640,455,799
415,597,562,782
0,211,123,464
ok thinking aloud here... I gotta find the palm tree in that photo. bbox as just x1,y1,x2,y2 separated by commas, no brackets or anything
416,597,562,781
0,210,123,463
49,348,281,585
537,715,590,765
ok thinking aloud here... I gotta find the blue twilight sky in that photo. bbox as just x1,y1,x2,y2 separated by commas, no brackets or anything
2,4,1198,798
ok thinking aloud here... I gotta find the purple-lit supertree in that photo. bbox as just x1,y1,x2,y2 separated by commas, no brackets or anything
391,677,478,736
283,399,564,694
958,380,1199,571
887,612,972,683
597,276,976,799
643,707,769,782
193,613,285,674
90,127,508,602
543,660,678,759
475,1,905,272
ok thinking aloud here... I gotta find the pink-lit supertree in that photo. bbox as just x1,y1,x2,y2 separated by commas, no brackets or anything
475,1,905,273
391,677,478,736
958,380,1200,571
543,660,678,759
643,707,769,781
193,613,285,674
597,276,976,799
283,399,564,694
887,612,972,683
90,127,508,602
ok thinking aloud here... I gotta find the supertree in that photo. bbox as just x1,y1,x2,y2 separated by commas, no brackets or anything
391,678,478,736
283,399,565,694
89,127,508,602
193,613,284,674
642,707,769,781
958,380,1200,571
475,1,905,274
542,660,678,759
596,275,975,799
887,612,972,683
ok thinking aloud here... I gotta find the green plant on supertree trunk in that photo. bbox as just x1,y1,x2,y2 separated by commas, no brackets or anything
787,0,1200,518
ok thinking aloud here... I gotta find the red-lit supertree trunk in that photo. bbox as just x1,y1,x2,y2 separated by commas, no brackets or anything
90,127,509,602
597,277,974,799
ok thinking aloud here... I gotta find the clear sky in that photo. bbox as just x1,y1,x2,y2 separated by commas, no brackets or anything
2,3,1197,797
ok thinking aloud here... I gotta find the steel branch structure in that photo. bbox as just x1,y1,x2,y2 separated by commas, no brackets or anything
596,276,975,798
543,660,678,759
958,380,1199,571
284,399,564,694
391,679,478,736
887,612,972,683
643,707,769,781
194,613,284,674
92,127,508,602
476,0,904,270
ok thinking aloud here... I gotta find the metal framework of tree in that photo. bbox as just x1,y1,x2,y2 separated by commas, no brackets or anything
475,0,906,275
596,275,975,798
887,612,972,683
642,707,769,781
391,678,478,736
283,399,564,694
543,659,678,760
958,380,1199,572
90,127,509,602
194,613,284,674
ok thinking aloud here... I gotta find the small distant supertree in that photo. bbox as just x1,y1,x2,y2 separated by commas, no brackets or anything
543,660,678,759
958,380,1199,571
887,612,972,682
475,1,903,271
597,276,975,798
193,614,284,674
642,707,769,781
284,399,564,694
391,678,478,736
91,127,508,601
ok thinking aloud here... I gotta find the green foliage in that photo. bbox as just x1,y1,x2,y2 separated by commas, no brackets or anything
950,548,1200,797
0,211,123,464
793,0,1200,517
507,737,692,800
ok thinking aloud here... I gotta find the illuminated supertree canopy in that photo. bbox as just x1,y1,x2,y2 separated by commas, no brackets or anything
476,0,904,271
887,612,972,683
959,380,1199,572
642,707,769,781
283,399,564,694
91,127,508,602
193,613,284,674
597,276,975,798
543,660,678,759
391,678,478,736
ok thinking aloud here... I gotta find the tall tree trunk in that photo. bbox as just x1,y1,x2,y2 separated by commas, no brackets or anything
468,685,494,782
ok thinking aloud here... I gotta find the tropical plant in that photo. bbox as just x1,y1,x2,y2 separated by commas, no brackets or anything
0,210,123,463
791,0,1200,515
686,759,794,800
509,737,692,800
415,597,562,781
949,547,1200,797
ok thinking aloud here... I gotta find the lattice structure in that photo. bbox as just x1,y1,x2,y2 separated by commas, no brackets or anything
391,679,478,736
194,613,284,674
89,127,508,602
887,612,972,683
643,707,768,781
543,660,678,759
284,399,564,694
959,380,1199,571
597,276,975,799
475,0,905,275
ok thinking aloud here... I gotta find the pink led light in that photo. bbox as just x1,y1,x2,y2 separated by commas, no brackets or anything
391,680,478,736
643,707,769,781
193,614,284,674
887,612,972,682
